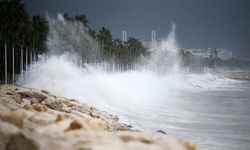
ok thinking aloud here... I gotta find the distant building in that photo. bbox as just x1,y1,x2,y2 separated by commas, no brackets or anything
216,48,233,60
184,48,232,60
151,30,156,50
185,49,210,58
122,30,127,43
141,30,158,50
142,30,233,60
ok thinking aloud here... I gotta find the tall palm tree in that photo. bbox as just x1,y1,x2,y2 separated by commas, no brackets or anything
32,15,48,51
74,15,89,27
0,0,33,43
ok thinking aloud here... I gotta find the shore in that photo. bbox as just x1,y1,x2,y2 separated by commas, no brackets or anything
0,85,197,150
212,71,250,81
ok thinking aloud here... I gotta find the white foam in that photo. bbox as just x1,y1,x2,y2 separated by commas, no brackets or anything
19,15,241,110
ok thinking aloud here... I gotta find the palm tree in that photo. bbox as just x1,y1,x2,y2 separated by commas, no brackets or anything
97,27,113,58
32,15,48,51
0,0,33,43
126,37,147,61
74,15,89,27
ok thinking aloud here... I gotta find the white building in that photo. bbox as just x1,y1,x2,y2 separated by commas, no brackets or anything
184,48,232,60
216,48,233,60
185,49,210,58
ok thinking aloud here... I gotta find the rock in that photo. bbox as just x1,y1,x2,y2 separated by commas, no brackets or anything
89,119,106,131
44,97,56,104
12,95,22,104
55,114,64,122
71,110,92,120
118,132,154,144
111,115,119,121
62,106,72,113
65,120,83,132
28,113,57,125
6,133,39,150
46,102,64,111
165,139,197,150
22,98,31,105
32,103,48,112
6,92,12,95
127,124,132,128
41,90,49,94
31,92,47,102
89,112,100,119
69,98,79,102
62,99,71,105
18,91,46,103
24,104,34,111
0,111,25,128
0,85,198,150
41,101,46,105
157,129,167,134
18,91,31,99
0,120,20,149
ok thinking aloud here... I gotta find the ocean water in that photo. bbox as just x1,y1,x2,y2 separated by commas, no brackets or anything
19,57,250,149
110,79,250,150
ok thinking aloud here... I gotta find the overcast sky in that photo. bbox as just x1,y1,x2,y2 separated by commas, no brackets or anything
23,0,250,58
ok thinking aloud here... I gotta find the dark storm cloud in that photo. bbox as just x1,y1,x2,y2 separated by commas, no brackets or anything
23,0,250,58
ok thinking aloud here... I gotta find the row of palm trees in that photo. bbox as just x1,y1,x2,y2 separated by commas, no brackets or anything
63,14,149,65
0,0,148,66
0,0,48,51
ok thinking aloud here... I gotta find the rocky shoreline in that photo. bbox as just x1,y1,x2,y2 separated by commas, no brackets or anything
212,71,250,81
0,85,197,150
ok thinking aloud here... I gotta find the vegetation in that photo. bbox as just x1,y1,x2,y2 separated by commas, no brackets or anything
96,27,148,64
0,0,48,50
62,14,148,65
32,15,48,51
0,0,147,64
0,0,49,81
0,0,148,81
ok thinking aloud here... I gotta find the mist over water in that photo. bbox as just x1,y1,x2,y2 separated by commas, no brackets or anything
148,23,180,74
19,14,250,150
47,14,99,60
20,15,233,104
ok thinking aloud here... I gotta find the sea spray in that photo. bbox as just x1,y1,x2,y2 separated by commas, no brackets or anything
19,14,238,110
47,14,100,61
147,23,180,74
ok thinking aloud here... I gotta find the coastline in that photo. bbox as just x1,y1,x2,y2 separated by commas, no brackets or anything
0,85,197,150
212,71,250,81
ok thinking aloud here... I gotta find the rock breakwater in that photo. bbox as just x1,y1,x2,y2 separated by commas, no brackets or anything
0,85,197,150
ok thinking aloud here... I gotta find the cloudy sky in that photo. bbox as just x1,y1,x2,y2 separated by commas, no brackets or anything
23,0,250,58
